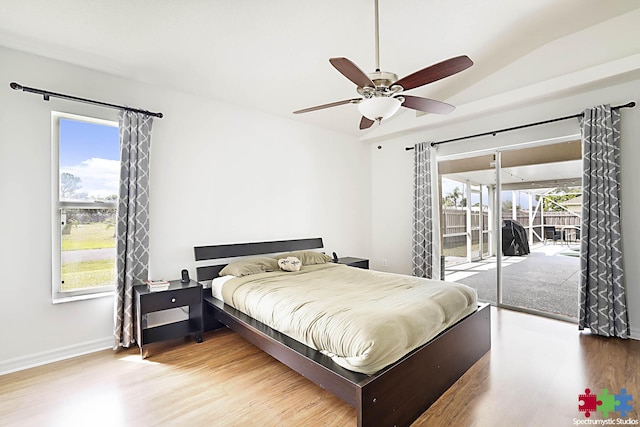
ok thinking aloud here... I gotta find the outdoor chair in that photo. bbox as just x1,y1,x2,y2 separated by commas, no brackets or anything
550,225,581,244
543,226,562,244
563,226,580,244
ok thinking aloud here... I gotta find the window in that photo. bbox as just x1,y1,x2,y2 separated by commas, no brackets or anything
52,112,119,302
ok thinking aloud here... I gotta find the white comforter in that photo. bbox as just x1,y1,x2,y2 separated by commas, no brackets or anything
220,263,477,374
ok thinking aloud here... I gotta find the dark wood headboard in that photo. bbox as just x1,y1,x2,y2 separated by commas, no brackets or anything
194,237,324,281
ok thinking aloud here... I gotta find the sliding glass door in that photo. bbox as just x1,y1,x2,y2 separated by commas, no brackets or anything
441,167,496,304
440,141,582,321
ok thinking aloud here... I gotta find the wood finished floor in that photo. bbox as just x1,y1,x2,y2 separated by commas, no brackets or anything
1,307,638,426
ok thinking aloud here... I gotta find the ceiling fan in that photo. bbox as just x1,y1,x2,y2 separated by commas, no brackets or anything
293,0,473,130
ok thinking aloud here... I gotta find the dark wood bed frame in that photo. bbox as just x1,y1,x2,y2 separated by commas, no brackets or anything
194,237,491,427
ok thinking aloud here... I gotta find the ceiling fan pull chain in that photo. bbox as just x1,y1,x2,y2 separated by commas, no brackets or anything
374,0,380,72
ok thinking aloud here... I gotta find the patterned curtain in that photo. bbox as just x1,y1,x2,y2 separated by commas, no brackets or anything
578,104,628,338
114,111,153,349
412,142,441,279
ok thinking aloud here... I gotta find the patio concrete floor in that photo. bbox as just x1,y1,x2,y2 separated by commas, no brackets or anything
444,243,580,320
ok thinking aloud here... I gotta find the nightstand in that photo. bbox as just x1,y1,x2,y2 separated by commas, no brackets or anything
134,280,203,358
334,257,369,269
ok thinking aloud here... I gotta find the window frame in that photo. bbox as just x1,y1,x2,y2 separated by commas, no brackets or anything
51,111,119,303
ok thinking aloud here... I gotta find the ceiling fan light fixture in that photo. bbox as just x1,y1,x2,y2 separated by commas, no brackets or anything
292,0,472,129
357,96,402,121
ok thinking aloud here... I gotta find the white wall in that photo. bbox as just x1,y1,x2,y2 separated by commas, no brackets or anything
369,76,640,339
0,45,371,373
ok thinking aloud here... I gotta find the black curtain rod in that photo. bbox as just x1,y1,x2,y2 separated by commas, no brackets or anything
404,101,635,151
9,82,163,118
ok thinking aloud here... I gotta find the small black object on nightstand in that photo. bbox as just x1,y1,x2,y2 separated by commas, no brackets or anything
332,252,339,262
181,269,190,283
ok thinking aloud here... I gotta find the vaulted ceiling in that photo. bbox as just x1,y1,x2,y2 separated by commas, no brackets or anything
1,0,639,136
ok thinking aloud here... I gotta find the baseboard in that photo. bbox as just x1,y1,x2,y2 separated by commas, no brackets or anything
629,326,640,341
0,336,113,376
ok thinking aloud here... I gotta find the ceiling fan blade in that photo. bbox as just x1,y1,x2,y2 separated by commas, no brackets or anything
393,55,473,91
330,57,375,88
359,116,375,130
293,98,359,114
401,95,455,114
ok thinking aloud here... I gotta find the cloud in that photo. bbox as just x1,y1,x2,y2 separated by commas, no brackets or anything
61,158,119,199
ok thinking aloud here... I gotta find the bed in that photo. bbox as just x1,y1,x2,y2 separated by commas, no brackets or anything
195,238,491,427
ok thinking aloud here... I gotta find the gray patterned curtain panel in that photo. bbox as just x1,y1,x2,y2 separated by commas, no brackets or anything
412,142,440,279
578,104,628,338
114,111,153,349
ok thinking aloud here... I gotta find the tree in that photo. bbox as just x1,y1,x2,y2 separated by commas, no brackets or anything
60,172,81,199
502,200,519,212
443,187,466,208
538,186,581,212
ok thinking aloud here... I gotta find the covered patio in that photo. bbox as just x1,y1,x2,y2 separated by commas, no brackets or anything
445,242,580,320
438,139,583,321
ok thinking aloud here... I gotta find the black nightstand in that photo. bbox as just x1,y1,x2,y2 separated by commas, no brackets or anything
334,257,369,269
134,280,203,358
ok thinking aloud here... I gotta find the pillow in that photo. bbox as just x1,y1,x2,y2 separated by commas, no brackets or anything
274,250,331,265
278,257,301,272
219,257,280,277
210,275,235,300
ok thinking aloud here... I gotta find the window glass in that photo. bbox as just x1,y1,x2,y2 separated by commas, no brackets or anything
59,118,119,201
61,208,117,292
54,114,119,301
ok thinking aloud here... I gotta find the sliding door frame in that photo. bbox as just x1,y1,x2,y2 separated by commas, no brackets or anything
437,136,581,323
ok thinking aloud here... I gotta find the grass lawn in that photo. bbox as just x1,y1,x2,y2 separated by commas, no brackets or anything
62,221,116,290
62,222,115,251
62,259,115,290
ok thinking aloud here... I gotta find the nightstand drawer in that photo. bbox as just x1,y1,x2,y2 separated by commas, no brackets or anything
140,287,201,313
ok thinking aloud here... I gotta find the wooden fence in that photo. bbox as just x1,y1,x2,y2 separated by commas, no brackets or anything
442,208,580,250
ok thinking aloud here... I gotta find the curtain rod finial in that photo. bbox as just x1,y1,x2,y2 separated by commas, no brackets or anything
9,82,23,90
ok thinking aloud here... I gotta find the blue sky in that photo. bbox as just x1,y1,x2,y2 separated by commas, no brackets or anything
59,118,120,199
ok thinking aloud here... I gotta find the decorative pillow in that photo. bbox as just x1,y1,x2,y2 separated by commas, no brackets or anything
274,250,331,265
278,257,302,272
219,257,280,277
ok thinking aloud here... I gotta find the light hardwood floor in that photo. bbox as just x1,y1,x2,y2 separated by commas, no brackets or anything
1,308,638,426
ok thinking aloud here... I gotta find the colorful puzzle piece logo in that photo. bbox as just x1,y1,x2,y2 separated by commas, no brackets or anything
578,387,634,418
579,388,601,418
597,389,616,418
616,389,633,418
